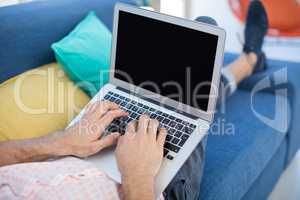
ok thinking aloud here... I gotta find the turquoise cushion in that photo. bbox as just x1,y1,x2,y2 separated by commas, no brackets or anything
51,11,111,96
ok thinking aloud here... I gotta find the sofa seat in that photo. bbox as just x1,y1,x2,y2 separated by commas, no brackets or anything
200,89,291,200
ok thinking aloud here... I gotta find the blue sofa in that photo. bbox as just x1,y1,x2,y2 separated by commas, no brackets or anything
0,0,299,199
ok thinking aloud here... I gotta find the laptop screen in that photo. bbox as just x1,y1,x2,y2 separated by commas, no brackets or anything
114,10,219,112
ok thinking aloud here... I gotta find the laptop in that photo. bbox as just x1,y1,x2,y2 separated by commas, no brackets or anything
68,3,226,197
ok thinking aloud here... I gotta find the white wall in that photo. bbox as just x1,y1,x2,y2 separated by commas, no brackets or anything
161,0,184,17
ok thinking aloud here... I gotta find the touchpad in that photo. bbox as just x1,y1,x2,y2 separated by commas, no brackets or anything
85,147,121,183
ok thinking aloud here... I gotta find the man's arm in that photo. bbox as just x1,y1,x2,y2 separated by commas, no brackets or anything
116,114,167,200
0,132,63,167
122,175,156,200
0,101,128,167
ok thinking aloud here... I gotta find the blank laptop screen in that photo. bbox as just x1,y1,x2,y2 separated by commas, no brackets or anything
114,10,218,112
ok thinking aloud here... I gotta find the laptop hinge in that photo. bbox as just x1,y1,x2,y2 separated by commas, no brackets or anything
116,86,199,120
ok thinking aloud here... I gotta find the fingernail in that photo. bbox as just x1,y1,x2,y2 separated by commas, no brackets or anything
113,133,120,137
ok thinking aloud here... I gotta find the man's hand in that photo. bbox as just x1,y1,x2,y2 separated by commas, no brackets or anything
0,101,128,167
116,114,167,200
55,101,128,158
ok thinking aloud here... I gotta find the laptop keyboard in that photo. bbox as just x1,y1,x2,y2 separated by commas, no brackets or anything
103,91,196,160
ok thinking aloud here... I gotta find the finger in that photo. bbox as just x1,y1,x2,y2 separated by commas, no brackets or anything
91,132,120,153
157,128,167,148
83,101,101,118
125,120,137,137
91,101,120,119
148,119,159,141
115,135,126,156
137,114,150,134
117,135,125,146
98,110,128,132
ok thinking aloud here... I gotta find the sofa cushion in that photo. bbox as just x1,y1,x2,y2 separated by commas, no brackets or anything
0,0,137,83
199,89,291,200
52,11,111,96
0,63,90,141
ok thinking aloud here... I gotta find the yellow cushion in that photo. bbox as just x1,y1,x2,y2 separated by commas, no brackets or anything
0,63,90,142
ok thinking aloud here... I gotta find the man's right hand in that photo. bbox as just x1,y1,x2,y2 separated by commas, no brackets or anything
115,114,167,200
52,101,128,158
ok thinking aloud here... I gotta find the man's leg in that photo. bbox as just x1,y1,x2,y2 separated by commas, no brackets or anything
218,52,258,102
162,53,257,200
164,1,269,199
163,136,207,200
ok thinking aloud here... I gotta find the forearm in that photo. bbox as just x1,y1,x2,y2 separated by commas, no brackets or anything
0,131,64,167
122,176,155,200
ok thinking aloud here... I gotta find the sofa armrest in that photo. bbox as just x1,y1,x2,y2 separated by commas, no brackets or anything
224,52,300,163
238,57,300,163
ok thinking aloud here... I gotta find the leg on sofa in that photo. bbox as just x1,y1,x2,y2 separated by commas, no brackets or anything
164,1,269,199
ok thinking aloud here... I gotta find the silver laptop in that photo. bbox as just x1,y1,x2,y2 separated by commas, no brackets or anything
68,3,225,197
